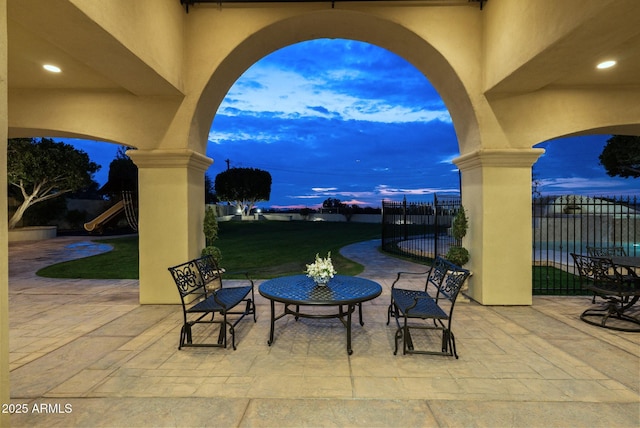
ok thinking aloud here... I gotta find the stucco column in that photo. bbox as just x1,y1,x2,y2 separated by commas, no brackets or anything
128,149,212,304
0,0,9,423
454,148,544,305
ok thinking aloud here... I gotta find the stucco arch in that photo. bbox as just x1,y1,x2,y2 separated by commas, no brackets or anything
489,88,640,148
151,5,533,307
189,8,481,156
8,91,182,149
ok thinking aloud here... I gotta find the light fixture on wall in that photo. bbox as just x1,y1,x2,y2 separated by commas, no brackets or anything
43,64,62,73
596,60,616,70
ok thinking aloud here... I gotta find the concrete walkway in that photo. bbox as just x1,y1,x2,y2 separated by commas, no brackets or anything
7,236,640,427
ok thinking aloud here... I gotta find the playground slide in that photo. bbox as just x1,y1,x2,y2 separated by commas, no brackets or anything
84,200,125,232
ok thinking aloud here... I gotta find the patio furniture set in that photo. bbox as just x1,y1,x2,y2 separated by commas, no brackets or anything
167,247,640,356
571,246,640,332
168,254,470,356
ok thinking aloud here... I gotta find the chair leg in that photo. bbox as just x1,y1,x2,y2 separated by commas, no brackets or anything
391,303,402,355
229,324,236,350
247,299,256,322
180,323,192,350
580,298,640,332
220,313,228,347
449,330,458,359
393,327,402,355
403,318,410,355
220,312,239,350
217,322,225,346
440,329,458,358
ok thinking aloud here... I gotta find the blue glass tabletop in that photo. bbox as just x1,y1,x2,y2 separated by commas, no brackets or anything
259,274,382,305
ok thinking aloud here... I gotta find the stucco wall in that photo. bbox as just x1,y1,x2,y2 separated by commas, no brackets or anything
1,0,9,423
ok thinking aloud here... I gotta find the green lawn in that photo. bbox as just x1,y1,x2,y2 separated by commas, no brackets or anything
37,221,381,279
37,236,140,279
532,265,585,295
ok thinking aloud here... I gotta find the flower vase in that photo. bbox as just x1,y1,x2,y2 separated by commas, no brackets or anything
314,277,330,287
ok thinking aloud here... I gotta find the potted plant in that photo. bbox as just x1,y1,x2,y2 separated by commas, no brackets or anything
445,205,469,266
202,205,222,260
202,206,223,291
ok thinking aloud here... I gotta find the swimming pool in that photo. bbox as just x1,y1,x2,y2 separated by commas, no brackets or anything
533,241,639,263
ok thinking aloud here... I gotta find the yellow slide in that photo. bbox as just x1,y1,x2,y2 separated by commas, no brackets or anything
84,200,125,232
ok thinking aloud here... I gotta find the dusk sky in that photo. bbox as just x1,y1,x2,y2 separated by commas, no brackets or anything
65,39,637,209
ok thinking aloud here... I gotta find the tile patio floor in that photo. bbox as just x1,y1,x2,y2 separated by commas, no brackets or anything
7,236,640,427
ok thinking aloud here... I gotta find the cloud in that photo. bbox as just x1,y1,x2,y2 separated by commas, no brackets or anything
282,183,461,208
216,39,452,125
438,154,460,164
376,185,460,197
293,195,324,199
207,110,463,206
208,130,279,144
341,199,369,206
205,39,634,209
307,105,331,116
538,177,624,191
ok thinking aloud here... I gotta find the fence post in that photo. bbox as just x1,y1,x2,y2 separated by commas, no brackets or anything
434,193,439,258
402,196,408,241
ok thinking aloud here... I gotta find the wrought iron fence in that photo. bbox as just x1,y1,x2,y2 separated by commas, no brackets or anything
532,194,639,295
381,194,461,262
382,193,639,295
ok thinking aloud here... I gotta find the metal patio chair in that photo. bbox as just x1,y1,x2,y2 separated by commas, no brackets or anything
168,255,256,350
585,246,628,302
388,257,471,358
570,253,640,332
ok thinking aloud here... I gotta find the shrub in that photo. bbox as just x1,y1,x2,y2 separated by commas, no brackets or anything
445,205,470,266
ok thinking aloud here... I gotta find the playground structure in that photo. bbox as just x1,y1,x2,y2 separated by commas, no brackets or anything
83,191,138,233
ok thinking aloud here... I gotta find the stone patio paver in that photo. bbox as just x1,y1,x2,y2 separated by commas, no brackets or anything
7,236,640,427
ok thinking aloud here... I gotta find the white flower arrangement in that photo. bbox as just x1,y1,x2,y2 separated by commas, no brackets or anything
305,252,337,285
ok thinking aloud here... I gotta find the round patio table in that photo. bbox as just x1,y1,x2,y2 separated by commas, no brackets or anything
611,256,640,270
259,274,382,355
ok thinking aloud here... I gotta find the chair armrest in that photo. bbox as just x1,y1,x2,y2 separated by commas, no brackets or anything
224,270,251,278
391,270,430,289
220,271,254,288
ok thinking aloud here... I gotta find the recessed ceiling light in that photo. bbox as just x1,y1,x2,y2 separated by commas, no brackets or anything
596,60,616,70
43,64,61,73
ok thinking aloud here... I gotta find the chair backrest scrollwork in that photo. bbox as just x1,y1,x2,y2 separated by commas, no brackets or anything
168,261,200,295
194,255,222,284
435,258,471,303
586,246,626,258
570,253,627,296
425,257,449,292
423,257,471,304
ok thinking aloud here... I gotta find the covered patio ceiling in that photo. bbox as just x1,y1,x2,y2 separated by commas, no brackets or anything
7,1,639,100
